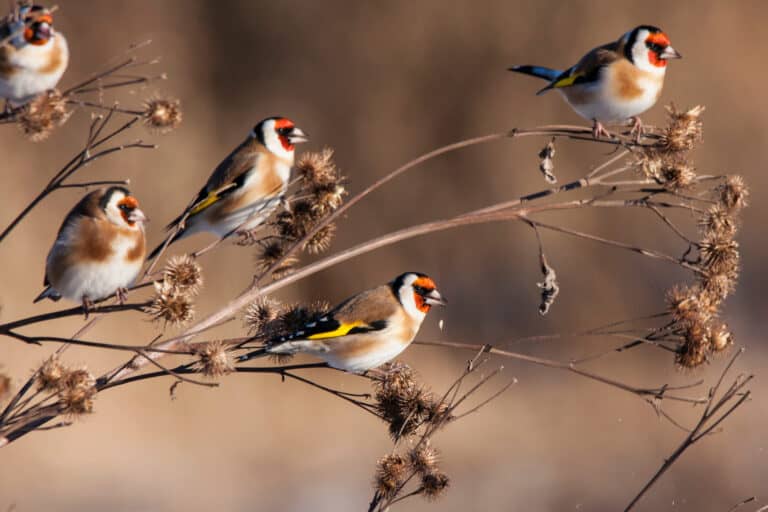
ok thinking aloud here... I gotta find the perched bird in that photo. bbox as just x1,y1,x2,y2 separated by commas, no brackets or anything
148,116,308,259
34,187,147,312
509,25,681,138
239,272,446,372
0,4,69,105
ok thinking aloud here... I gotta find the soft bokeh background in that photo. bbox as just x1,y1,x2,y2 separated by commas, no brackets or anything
1,1,766,510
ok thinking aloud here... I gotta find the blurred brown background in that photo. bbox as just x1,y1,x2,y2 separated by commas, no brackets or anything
1,1,766,510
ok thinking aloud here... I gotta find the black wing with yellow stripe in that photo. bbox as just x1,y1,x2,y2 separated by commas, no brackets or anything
274,315,388,344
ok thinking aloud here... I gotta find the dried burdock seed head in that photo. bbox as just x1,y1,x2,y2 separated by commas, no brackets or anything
307,299,332,317
409,442,440,475
142,96,182,134
420,470,450,501
699,271,736,306
255,240,297,277
195,340,234,378
145,281,195,326
373,364,434,439
18,89,70,142
312,183,346,214
666,284,715,326
537,138,557,184
660,160,696,190
244,296,280,335
718,175,749,212
305,223,336,254
296,147,340,187
709,321,733,353
676,336,708,369
699,232,739,276
699,204,738,239
292,199,322,230
162,254,202,295
637,150,663,181
374,454,409,499
662,104,704,151
372,362,416,396
37,355,66,392
278,304,316,334
59,368,96,415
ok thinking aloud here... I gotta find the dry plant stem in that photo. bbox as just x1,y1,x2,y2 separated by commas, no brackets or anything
0,113,154,243
0,302,148,333
109,126,700,381
415,340,706,405
369,349,509,511
624,349,752,511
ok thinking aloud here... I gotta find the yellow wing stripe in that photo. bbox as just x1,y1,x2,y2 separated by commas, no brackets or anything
189,193,221,216
551,73,581,89
307,320,366,340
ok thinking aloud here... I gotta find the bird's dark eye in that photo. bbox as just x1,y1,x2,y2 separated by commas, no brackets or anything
118,204,131,212
646,42,664,53
277,127,292,136
413,285,429,296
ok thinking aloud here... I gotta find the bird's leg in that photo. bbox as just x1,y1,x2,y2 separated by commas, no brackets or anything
81,296,94,319
591,119,611,139
116,287,129,304
3,101,11,115
629,116,644,143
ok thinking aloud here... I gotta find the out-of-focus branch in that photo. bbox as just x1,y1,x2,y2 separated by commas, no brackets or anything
623,349,751,511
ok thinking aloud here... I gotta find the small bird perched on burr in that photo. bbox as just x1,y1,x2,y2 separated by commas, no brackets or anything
0,4,69,105
509,25,681,139
34,186,147,313
238,272,446,373
148,116,309,260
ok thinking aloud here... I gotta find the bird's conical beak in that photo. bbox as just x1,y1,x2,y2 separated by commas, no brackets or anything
425,289,447,307
129,207,148,224
660,46,682,60
288,127,309,144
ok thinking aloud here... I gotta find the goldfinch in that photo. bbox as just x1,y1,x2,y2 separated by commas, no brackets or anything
148,116,308,259
509,25,681,138
0,4,69,105
239,272,446,372
34,187,147,311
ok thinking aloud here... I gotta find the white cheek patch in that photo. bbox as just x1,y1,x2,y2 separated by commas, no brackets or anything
258,120,295,162
398,274,427,321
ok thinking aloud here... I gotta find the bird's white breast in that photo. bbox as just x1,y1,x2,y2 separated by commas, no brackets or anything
0,34,68,103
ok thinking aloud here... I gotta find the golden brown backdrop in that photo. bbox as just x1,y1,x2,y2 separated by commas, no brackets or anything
1,1,766,510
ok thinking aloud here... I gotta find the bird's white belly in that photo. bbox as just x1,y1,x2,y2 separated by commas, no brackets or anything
272,327,412,373
51,259,142,302
219,196,282,234
324,337,409,373
0,36,68,103
561,77,660,123
0,66,63,103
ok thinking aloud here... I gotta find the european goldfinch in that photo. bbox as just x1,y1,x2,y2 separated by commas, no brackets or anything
34,187,147,311
0,4,68,105
148,116,308,259
509,25,681,138
239,272,446,372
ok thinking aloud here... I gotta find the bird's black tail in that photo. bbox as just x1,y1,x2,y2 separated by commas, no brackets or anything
508,65,563,95
147,228,185,261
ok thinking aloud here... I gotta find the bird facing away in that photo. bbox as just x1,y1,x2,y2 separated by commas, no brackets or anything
239,272,447,372
148,116,308,260
0,4,69,105
509,25,681,138
34,187,147,312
